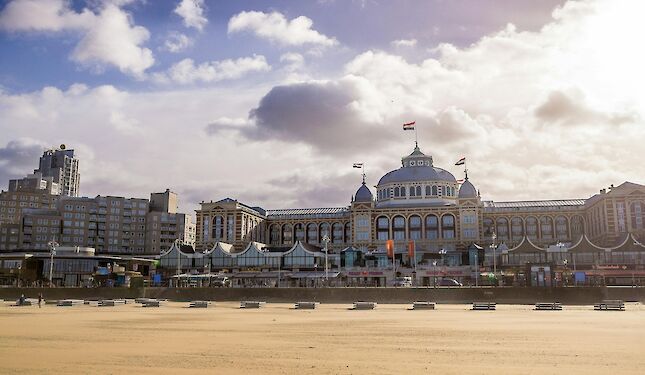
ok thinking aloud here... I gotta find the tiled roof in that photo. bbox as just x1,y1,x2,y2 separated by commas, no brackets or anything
266,207,349,218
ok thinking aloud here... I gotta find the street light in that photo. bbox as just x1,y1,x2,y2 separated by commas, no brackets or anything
490,232,498,284
322,233,331,286
438,248,447,286
432,260,438,288
47,239,59,287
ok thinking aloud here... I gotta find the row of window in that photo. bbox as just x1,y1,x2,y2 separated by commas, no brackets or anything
376,214,456,240
377,185,457,200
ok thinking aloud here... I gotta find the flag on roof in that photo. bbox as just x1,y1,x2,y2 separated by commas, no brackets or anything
455,157,466,166
402,121,415,130
353,163,363,168
457,179,464,183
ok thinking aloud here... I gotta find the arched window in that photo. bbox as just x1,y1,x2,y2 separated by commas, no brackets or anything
540,217,554,240
376,216,389,241
394,187,400,197
483,218,494,238
212,215,224,241
496,218,509,240
555,216,569,240
332,223,344,243
631,202,644,230
526,217,538,240
306,223,318,244
409,215,421,240
294,223,305,242
282,224,293,245
270,224,280,245
344,222,351,243
442,215,455,239
511,217,524,240
319,223,331,243
425,215,439,239
416,186,422,196
400,187,406,197
571,215,584,238
392,216,405,240
431,185,438,196
409,186,416,197
425,186,431,196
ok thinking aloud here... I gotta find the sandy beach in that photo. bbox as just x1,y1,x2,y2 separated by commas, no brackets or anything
0,301,643,374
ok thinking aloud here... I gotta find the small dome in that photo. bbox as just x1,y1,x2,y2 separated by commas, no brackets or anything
458,178,477,198
354,182,373,202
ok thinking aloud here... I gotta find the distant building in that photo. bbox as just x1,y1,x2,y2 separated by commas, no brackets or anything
35,146,80,197
0,189,196,256
8,172,61,195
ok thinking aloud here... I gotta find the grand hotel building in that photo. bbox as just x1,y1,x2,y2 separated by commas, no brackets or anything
190,143,645,285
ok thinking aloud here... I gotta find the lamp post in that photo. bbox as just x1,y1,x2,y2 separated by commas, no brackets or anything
490,232,498,285
322,233,331,286
438,248,447,285
432,260,438,288
174,239,183,287
563,259,569,287
47,239,59,287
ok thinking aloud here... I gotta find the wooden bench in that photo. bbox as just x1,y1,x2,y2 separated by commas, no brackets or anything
142,300,162,307
240,301,265,309
472,302,496,310
295,301,319,309
352,301,377,310
56,299,84,307
535,302,563,311
98,299,126,307
189,301,210,308
412,301,436,310
594,300,625,311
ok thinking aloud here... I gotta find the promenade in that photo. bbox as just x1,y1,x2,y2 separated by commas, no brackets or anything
1,301,643,374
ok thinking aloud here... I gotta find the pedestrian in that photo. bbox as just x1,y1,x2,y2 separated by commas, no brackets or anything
19,294,25,306
38,293,43,308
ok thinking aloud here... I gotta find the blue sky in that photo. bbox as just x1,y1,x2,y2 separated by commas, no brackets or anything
1,0,644,213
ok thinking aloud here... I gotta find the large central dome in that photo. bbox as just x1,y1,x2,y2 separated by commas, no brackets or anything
378,144,457,185
375,144,460,207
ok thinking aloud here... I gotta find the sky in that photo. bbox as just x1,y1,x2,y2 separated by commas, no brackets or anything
0,0,644,215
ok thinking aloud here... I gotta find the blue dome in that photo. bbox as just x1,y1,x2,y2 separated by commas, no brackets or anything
354,182,373,202
378,166,457,185
458,178,477,198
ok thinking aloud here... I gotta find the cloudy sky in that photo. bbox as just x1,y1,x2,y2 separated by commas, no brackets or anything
0,0,643,214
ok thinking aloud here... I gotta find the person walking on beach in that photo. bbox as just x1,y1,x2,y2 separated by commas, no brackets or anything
38,293,43,308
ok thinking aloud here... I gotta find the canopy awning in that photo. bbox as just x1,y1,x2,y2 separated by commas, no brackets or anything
289,271,340,279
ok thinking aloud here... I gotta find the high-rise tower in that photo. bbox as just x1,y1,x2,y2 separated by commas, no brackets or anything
35,144,80,197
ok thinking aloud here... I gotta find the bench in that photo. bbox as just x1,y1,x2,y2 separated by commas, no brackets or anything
189,301,210,308
98,299,127,307
295,301,319,309
14,299,33,306
135,298,152,304
535,302,562,311
594,300,625,311
240,301,265,309
57,299,84,307
142,300,162,307
472,302,496,310
352,301,377,310
412,301,436,310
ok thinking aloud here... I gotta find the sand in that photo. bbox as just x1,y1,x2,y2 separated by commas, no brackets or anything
0,301,643,374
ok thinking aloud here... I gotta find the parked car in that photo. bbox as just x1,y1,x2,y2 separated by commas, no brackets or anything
439,278,463,287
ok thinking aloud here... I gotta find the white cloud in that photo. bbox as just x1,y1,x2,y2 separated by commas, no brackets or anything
162,32,194,53
391,38,417,47
174,0,207,31
154,55,270,84
228,11,337,47
0,0,154,78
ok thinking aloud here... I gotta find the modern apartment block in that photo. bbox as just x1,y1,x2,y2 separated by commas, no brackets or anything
0,189,195,255
35,146,80,197
8,172,61,195
0,187,60,226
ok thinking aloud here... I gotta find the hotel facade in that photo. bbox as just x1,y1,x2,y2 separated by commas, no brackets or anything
185,143,645,286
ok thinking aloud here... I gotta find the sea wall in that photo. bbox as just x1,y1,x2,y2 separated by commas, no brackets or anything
2,286,643,304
